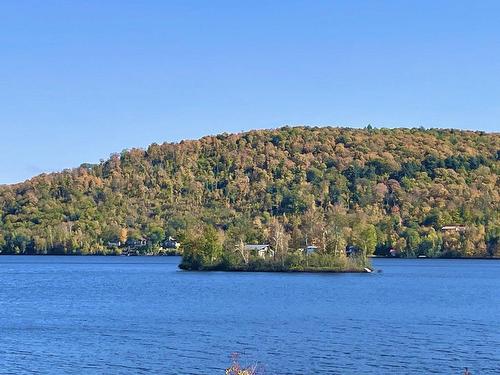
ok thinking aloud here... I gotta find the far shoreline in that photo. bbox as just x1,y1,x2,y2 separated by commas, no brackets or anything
1,254,499,260
369,255,500,260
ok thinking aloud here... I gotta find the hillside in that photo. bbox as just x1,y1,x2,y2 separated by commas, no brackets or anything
0,126,499,257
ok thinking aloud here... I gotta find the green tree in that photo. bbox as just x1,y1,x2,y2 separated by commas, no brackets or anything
403,228,421,257
147,226,165,246
352,224,377,260
200,226,223,264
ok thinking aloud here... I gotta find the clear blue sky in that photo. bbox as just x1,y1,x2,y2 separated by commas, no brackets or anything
1,1,499,184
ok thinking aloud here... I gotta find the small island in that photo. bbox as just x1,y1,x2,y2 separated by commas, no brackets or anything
178,222,372,273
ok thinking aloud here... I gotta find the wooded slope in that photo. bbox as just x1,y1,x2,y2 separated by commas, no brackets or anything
0,126,498,257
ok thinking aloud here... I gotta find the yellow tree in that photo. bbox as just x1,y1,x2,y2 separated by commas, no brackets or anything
119,228,128,244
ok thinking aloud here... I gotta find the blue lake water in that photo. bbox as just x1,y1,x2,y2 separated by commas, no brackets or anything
0,256,499,374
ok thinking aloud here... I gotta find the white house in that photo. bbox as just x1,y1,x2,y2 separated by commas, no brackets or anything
244,244,274,259
441,225,466,233
305,245,319,254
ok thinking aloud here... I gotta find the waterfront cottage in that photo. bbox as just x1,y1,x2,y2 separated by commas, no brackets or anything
126,238,147,248
244,244,274,259
345,245,360,257
441,225,466,233
305,245,319,254
163,236,181,249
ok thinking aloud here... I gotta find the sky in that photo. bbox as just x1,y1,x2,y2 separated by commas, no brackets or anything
1,0,499,184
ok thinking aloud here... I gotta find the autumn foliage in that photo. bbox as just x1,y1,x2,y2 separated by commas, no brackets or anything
0,126,498,258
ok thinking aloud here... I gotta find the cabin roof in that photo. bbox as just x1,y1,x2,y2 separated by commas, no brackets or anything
441,225,466,231
244,244,270,251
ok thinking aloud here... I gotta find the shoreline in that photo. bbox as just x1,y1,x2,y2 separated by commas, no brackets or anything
1,253,498,260
0,253,182,257
178,266,374,274
369,255,500,260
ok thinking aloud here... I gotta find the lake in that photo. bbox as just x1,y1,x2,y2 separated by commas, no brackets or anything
0,257,499,374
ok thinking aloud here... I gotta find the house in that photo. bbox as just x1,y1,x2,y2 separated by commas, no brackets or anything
107,241,122,248
126,238,147,248
345,245,360,257
163,236,181,249
244,244,274,259
441,225,466,233
121,238,147,256
304,245,319,254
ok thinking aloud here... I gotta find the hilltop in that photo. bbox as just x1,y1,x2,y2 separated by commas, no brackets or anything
0,126,498,258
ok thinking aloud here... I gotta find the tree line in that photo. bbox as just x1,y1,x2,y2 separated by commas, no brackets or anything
0,126,498,258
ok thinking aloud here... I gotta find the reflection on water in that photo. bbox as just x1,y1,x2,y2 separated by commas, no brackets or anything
0,257,499,374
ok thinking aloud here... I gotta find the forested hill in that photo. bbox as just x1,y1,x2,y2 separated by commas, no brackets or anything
0,126,499,257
